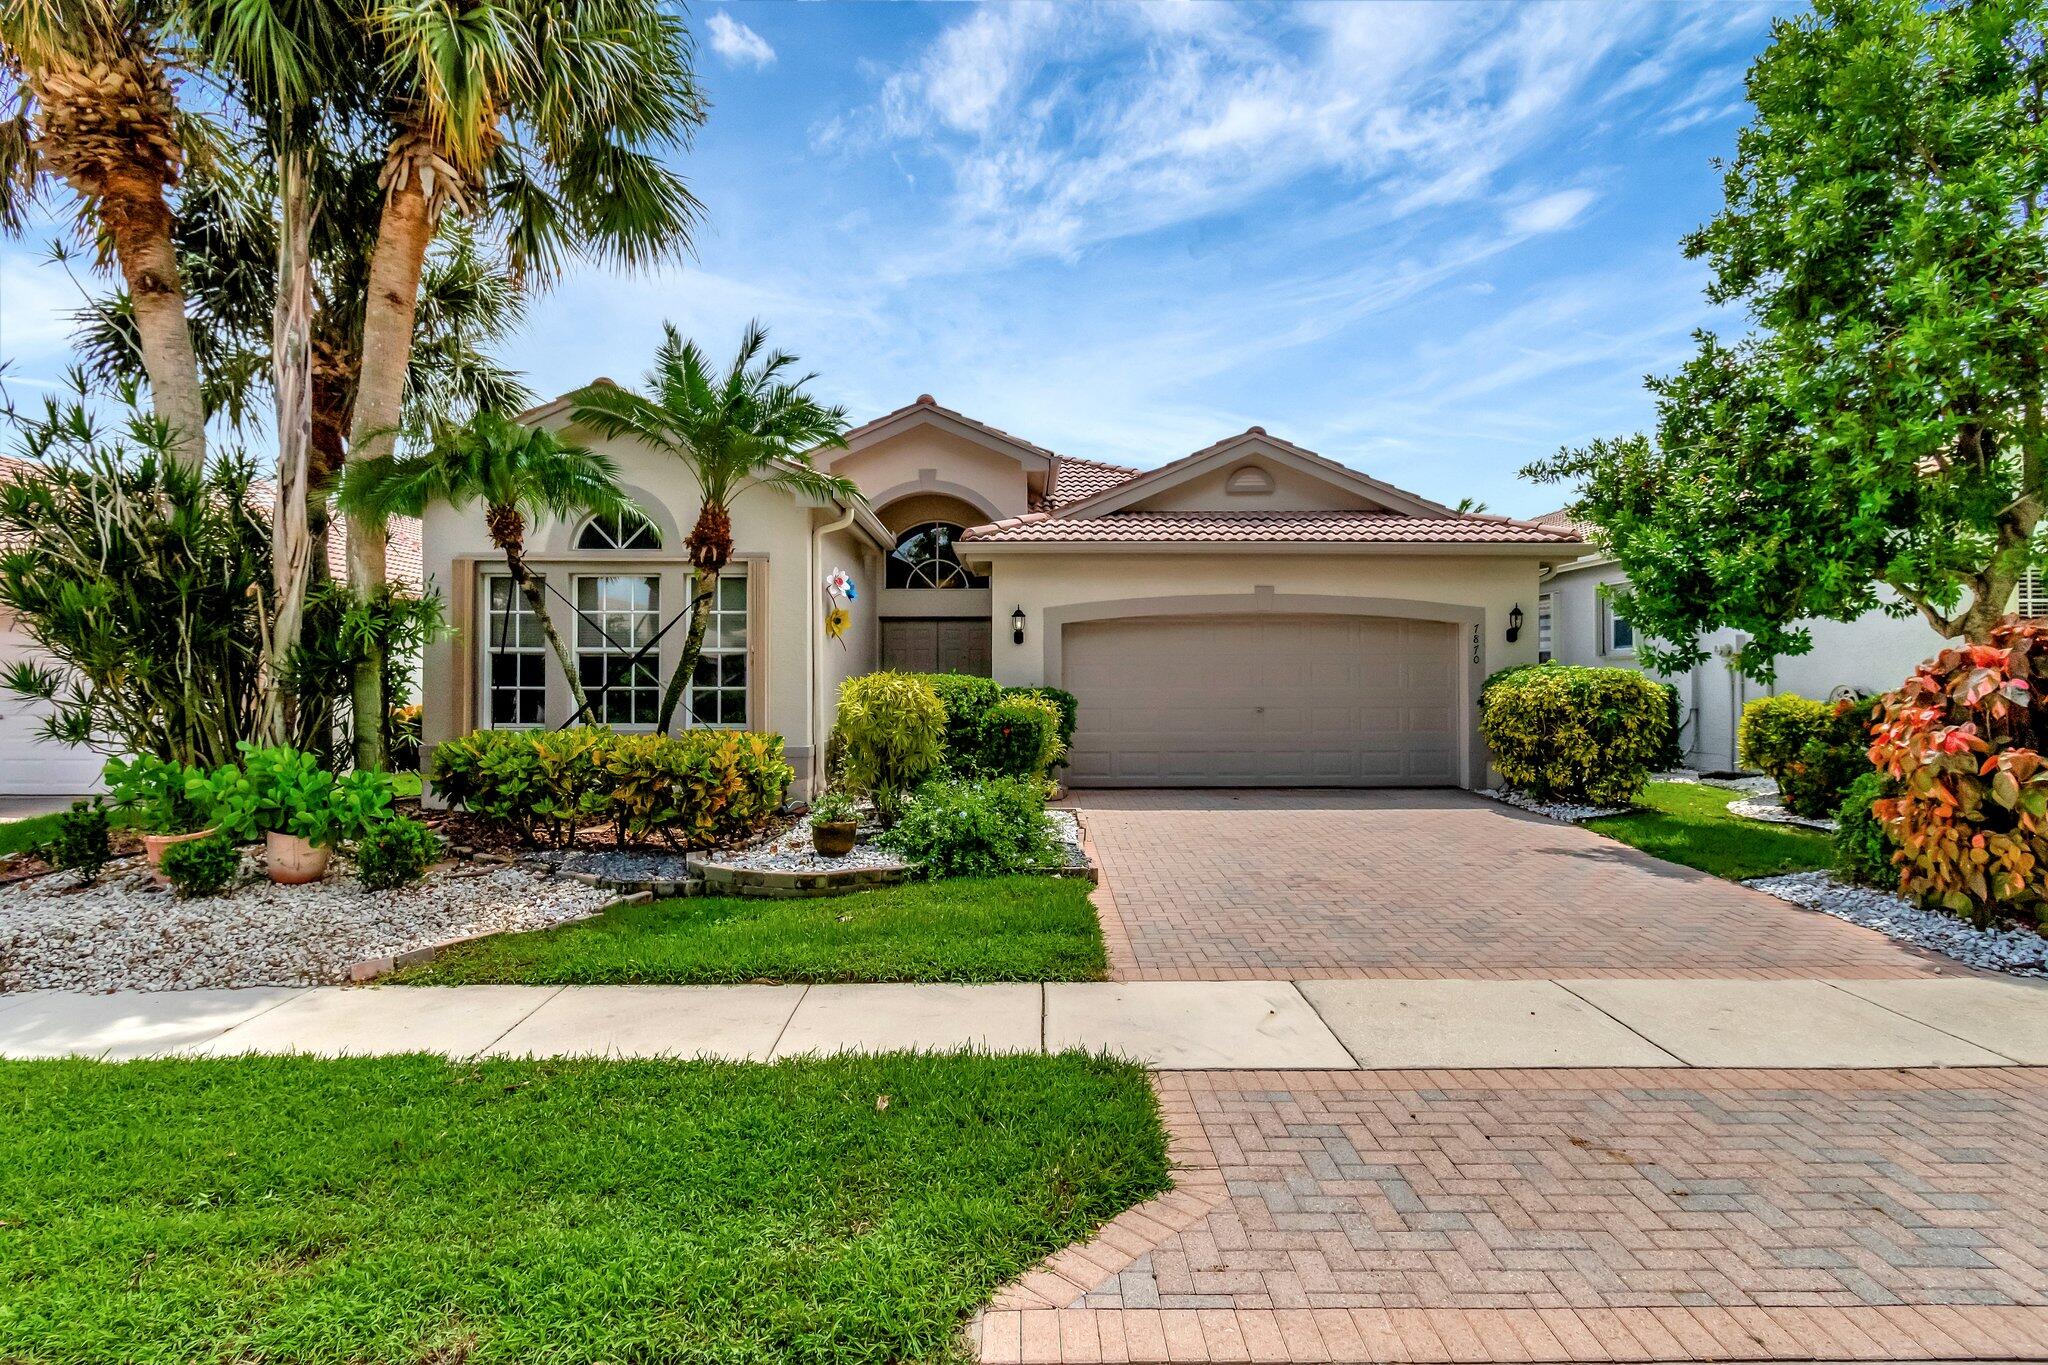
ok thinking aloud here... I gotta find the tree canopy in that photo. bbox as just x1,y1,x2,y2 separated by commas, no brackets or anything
1527,0,2048,678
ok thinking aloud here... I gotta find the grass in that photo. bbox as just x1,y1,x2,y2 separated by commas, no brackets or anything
0,1051,1167,1364
1586,780,1833,880
394,875,1109,985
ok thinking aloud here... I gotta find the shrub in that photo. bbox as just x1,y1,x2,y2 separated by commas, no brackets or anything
329,769,399,845
976,694,1064,779
1778,696,1883,818
102,753,213,835
1478,665,1669,806
835,672,946,825
429,727,790,850
878,776,1056,878
1738,693,1835,781
1869,621,2048,920
39,801,111,883
1652,682,1686,770
1833,771,1898,888
159,832,241,899
207,743,338,846
920,673,1003,768
809,787,858,824
354,816,443,891
1006,686,1078,768
388,703,424,773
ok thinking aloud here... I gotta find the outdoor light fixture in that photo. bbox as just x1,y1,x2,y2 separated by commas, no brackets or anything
1506,603,1524,643
1011,605,1027,645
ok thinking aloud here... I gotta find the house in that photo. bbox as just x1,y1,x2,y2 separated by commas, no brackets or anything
1531,509,1954,772
0,451,425,798
417,394,1585,790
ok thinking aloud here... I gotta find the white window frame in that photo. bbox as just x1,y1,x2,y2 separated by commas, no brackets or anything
1604,601,1635,656
576,510,663,550
574,573,662,729
482,574,548,729
687,566,749,729
1537,592,1553,664
2018,567,2048,618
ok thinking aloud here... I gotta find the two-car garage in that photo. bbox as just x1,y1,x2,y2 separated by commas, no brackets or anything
1060,614,1462,787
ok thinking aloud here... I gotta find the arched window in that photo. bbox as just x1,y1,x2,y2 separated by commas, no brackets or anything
887,521,987,589
576,511,662,550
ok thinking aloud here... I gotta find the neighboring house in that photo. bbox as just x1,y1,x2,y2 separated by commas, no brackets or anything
418,393,1584,791
1531,508,1951,772
0,453,424,798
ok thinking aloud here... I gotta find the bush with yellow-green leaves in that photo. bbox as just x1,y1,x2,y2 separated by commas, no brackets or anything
1480,664,1670,807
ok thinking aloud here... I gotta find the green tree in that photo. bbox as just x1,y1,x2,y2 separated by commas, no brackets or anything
338,0,706,770
1526,0,2048,679
571,321,861,733
0,0,207,465
335,410,635,718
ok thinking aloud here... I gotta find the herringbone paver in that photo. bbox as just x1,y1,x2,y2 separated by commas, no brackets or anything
977,1068,2048,1361
1072,790,1959,980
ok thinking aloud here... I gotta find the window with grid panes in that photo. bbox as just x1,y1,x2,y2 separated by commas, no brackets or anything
485,577,547,726
575,574,661,726
689,569,749,727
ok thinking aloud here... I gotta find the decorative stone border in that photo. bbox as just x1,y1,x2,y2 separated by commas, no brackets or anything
689,857,912,899
342,890,652,982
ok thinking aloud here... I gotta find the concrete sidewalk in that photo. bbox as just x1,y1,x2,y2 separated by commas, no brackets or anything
5,975,2048,1067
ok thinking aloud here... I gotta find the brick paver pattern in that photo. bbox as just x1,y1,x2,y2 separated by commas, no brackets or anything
977,1068,2048,1362
1072,790,1959,980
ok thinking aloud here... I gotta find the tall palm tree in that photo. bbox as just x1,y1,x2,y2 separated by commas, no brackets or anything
334,409,634,718
339,0,706,769
0,0,207,465
571,321,861,734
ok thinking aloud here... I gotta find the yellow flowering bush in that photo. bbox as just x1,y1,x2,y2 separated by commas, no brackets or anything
1479,664,1670,806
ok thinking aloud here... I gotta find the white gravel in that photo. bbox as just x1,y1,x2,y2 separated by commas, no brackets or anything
1748,870,2048,977
705,815,908,872
1048,809,1088,869
0,855,615,993
1481,788,1626,823
1728,793,1837,831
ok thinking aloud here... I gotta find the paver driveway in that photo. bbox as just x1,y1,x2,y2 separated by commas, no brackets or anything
1072,790,1958,981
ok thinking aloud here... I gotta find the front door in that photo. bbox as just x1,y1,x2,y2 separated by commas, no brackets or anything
881,618,991,676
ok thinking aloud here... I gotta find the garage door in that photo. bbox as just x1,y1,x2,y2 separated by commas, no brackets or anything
0,619,103,798
1062,615,1460,787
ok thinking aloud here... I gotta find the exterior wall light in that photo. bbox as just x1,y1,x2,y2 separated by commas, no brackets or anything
1011,605,1027,645
1506,603,1524,643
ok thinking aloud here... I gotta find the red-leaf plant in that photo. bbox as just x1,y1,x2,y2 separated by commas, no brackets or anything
1869,618,2048,923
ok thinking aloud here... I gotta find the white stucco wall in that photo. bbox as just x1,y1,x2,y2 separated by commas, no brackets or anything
1542,559,1947,771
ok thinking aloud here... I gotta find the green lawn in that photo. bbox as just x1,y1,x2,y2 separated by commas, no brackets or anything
1585,780,1833,880
395,875,1108,985
0,1052,1166,1364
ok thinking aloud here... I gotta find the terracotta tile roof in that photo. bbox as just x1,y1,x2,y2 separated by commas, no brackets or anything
1532,506,1596,538
1043,454,1139,509
839,394,1060,464
961,509,1586,545
0,457,422,591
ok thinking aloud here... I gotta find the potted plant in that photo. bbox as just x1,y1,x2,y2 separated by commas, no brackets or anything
230,745,341,885
103,755,216,880
809,787,860,858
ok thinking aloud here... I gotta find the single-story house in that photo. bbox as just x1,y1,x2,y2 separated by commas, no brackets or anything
418,394,1586,791
0,451,424,798
1531,508,1969,772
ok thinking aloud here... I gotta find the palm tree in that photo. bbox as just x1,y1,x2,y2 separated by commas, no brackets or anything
571,321,861,733
339,0,706,769
0,0,207,465
335,410,634,719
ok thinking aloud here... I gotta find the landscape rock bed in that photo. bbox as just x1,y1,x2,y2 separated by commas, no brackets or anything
1748,870,2048,977
1481,788,1625,824
0,856,614,993
1728,793,1837,831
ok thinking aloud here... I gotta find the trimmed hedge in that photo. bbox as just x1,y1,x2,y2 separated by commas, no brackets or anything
976,694,1065,779
899,674,1078,778
1833,771,1897,888
1738,694,1834,781
1007,686,1078,768
430,726,791,850
1479,664,1669,806
1778,696,1883,819
923,673,1003,770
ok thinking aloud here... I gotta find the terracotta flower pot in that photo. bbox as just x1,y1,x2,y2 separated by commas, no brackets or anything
811,820,859,859
143,828,216,883
265,831,332,885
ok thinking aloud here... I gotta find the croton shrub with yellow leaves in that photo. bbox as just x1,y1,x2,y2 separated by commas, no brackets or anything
1479,664,1670,807
1870,619,2048,923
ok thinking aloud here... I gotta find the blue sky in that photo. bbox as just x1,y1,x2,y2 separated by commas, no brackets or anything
0,1,1786,516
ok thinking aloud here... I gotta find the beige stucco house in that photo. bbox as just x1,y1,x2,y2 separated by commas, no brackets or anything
418,394,1586,791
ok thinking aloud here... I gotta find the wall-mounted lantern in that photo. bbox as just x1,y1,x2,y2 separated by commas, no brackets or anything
1011,605,1027,645
1506,603,1524,643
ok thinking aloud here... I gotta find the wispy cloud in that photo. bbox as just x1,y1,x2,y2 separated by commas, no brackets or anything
1505,189,1597,236
707,11,775,70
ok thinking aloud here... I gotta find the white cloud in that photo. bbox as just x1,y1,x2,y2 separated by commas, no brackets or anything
1504,188,1597,236
707,12,775,70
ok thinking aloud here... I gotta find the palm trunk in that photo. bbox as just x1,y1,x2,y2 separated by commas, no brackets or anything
345,159,437,769
262,151,317,744
98,164,206,469
486,504,589,717
656,568,717,733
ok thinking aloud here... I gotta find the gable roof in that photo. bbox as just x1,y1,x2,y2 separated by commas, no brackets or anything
1041,453,1139,509
1050,427,1460,521
835,394,1059,471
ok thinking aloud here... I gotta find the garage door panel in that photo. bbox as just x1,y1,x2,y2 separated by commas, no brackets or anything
1063,615,1462,788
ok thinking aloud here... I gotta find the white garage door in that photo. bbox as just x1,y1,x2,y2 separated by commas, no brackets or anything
0,618,104,798
1062,615,1461,787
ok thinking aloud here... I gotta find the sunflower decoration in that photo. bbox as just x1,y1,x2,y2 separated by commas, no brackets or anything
822,568,857,645
824,605,852,639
